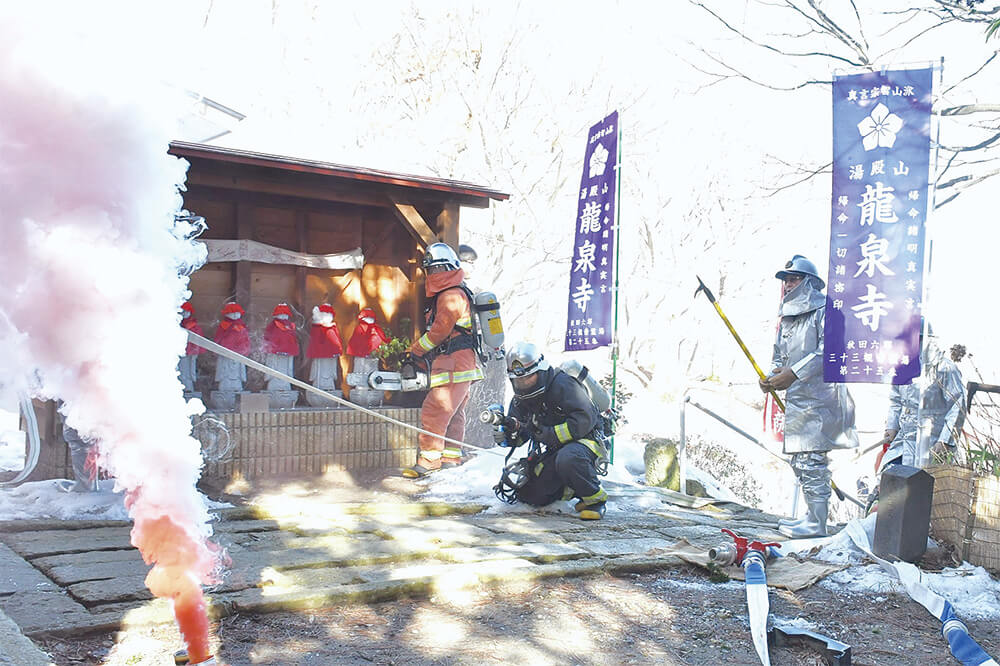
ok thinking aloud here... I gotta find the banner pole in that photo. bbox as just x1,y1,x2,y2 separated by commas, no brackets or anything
916,57,945,466
609,115,623,464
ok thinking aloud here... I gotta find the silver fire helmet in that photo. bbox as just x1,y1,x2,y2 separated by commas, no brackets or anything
775,254,825,289
423,242,461,272
506,341,550,379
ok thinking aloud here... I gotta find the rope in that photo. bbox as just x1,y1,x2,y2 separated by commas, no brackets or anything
188,330,713,508
187,330,508,458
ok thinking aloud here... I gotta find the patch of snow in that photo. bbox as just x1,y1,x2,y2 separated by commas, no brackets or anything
0,479,230,522
651,577,742,592
420,436,739,516
772,616,820,632
922,564,1000,621
820,563,903,596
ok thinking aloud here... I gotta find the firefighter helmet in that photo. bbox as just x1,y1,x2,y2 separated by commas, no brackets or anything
506,341,550,379
775,254,825,289
423,242,461,272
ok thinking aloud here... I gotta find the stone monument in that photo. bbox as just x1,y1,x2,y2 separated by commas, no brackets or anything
305,303,344,407
262,302,300,409
210,301,251,410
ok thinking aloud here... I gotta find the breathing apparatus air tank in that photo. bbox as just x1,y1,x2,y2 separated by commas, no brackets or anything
559,359,612,412
472,291,504,355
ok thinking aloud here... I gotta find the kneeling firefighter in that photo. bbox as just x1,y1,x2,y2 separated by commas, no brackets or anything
402,243,484,478
493,342,609,520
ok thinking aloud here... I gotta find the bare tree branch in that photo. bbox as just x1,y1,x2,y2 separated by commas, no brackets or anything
689,1,866,66
942,51,999,95
938,102,1000,116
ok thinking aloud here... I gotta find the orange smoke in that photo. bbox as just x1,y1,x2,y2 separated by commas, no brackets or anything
131,509,222,663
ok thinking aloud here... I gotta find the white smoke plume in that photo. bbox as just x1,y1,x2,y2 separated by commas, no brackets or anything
0,4,218,660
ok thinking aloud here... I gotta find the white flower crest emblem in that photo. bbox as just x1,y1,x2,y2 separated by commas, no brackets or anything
857,102,904,151
589,142,609,178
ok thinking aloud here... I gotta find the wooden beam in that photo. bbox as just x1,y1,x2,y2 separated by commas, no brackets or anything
435,202,460,252
185,170,493,210
389,199,439,250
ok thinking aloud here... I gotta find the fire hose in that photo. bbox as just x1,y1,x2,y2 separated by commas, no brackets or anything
709,528,782,666
186,331,708,507
0,393,41,488
843,521,997,666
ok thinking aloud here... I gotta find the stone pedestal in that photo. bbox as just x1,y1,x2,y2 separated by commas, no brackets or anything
238,392,271,413
346,356,384,408
268,390,299,409
307,356,342,407
210,390,252,412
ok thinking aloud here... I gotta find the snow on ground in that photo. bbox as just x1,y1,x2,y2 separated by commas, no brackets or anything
420,430,736,516
0,479,229,522
777,516,1000,621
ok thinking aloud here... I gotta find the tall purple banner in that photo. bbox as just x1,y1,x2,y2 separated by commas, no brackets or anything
565,111,618,352
824,67,933,385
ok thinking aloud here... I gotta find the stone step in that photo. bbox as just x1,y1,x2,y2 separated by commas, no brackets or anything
1,527,133,558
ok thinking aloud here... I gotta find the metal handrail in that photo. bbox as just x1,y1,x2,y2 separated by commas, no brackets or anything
680,389,799,516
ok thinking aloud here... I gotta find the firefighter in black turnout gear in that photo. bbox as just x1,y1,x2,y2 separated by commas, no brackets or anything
495,342,609,520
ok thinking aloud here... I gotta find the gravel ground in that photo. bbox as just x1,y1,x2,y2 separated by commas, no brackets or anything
37,562,1000,665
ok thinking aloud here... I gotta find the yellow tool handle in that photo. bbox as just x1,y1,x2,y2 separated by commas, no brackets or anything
713,303,786,412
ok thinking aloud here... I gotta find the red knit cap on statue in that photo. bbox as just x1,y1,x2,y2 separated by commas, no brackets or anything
319,304,335,315
221,302,244,317
272,303,293,317
181,301,194,313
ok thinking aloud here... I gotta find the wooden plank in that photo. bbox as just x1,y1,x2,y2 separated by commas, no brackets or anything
390,200,438,249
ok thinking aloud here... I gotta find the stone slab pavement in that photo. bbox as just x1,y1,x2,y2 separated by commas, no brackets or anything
0,495,790,642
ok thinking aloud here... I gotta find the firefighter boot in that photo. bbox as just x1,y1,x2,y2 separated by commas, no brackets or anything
778,498,828,538
578,501,606,520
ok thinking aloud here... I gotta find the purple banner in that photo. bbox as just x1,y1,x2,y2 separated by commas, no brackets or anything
823,68,934,384
565,111,618,352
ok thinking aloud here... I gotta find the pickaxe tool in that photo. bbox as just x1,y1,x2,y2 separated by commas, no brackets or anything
695,276,865,511
695,275,785,411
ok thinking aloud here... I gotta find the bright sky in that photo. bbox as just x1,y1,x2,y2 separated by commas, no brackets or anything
15,1,999,377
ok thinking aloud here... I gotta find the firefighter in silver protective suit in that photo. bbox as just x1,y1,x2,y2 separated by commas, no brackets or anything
875,336,967,472
760,255,859,538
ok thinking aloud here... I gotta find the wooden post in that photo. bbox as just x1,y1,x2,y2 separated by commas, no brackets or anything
234,202,254,313
436,202,460,252
295,211,308,314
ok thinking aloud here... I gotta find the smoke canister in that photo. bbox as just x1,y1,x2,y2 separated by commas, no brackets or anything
559,359,612,412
